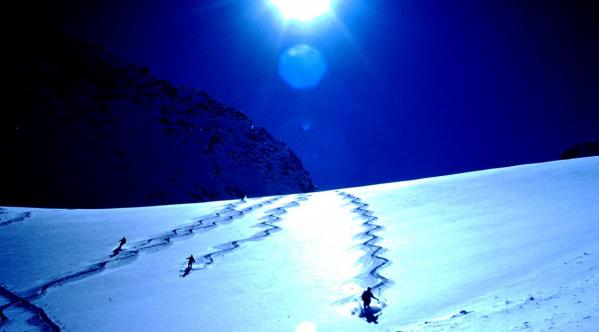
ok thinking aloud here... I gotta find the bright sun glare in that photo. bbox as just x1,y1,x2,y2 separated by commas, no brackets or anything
270,0,332,22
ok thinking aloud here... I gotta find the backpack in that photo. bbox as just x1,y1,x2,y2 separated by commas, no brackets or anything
361,291,369,301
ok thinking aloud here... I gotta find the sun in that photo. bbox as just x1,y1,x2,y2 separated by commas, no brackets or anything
270,0,333,22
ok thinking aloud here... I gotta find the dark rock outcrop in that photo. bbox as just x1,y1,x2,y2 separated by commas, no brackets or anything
560,139,599,160
2,34,316,208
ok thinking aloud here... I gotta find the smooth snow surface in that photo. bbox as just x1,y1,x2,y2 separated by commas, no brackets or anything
1,157,598,331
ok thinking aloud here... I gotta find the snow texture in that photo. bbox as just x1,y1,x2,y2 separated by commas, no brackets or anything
1,157,598,331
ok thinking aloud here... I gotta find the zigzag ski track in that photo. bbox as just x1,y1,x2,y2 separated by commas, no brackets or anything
338,191,392,292
0,196,281,329
191,195,311,271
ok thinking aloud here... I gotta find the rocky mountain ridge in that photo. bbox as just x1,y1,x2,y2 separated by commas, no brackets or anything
2,33,316,208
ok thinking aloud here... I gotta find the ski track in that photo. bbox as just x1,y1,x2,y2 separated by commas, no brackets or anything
0,285,60,332
0,211,32,228
0,196,281,329
128,196,283,253
337,191,392,292
190,194,311,272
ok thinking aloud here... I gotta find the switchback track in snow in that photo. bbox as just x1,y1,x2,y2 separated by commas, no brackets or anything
128,196,282,253
2,197,281,328
189,195,310,272
0,285,60,331
0,211,32,228
338,192,392,292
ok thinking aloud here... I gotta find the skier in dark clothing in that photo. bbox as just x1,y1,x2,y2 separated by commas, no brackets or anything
111,237,127,256
116,237,126,250
361,287,379,309
186,255,196,269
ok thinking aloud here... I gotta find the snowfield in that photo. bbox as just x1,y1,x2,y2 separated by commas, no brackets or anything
1,157,598,331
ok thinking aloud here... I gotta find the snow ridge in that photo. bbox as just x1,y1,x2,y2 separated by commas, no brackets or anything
0,211,32,227
0,285,60,331
196,195,311,270
338,192,392,292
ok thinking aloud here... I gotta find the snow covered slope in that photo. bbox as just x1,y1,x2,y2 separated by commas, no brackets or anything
1,157,598,331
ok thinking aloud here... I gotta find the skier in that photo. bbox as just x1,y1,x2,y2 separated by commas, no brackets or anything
361,287,379,309
186,254,196,269
116,237,126,251
111,237,127,256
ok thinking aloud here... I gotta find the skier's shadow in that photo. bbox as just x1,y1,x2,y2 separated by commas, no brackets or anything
361,306,382,324
180,266,192,278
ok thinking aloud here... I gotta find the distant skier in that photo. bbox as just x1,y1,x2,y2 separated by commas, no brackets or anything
111,237,127,256
117,237,126,250
186,255,196,269
361,287,379,309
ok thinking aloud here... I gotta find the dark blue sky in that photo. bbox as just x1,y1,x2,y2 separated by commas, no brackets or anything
30,0,599,189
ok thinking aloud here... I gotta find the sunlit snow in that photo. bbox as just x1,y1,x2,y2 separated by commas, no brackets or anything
1,157,598,331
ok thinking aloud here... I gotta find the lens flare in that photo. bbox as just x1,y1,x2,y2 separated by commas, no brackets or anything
270,0,332,22
301,120,312,131
278,44,327,89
